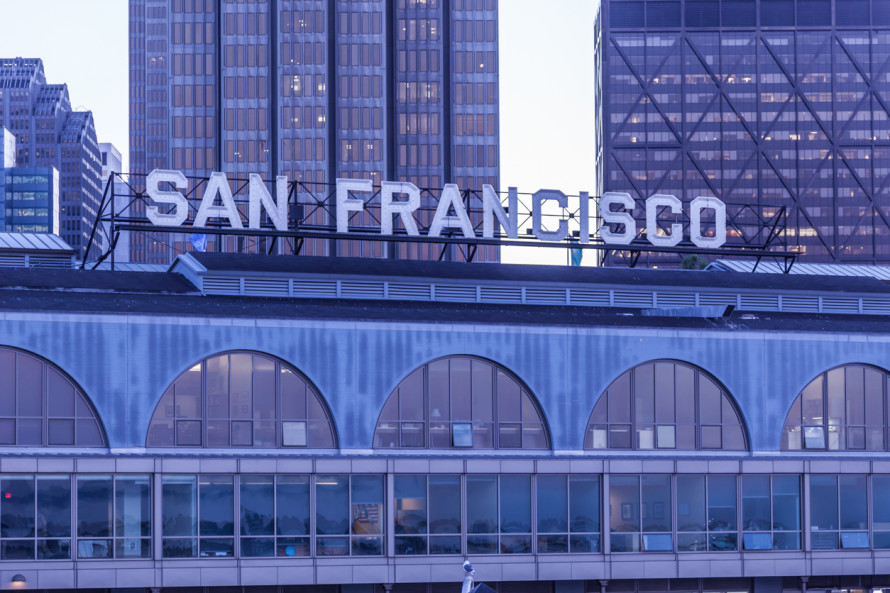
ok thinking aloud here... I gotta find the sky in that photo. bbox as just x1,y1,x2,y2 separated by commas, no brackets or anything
0,0,597,265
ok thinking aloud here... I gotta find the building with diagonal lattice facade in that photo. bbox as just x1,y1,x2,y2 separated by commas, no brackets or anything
594,0,890,266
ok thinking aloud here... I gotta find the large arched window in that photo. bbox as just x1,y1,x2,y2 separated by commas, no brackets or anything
147,351,336,448
0,346,106,447
373,356,550,449
782,364,890,451
584,360,747,451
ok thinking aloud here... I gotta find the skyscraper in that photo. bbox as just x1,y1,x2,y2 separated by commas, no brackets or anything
128,0,499,263
594,0,890,266
0,58,102,257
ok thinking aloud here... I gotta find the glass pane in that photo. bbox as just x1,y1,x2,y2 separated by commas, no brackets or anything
641,475,671,532
162,475,196,537
17,354,43,416
471,361,493,421
0,349,15,416
610,475,640,534
230,353,252,419
677,475,706,531
163,537,196,557
428,360,449,422
277,536,310,556
1,476,35,538
77,476,113,537
395,475,427,536
399,369,424,421
608,372,631,422
676,366,695,423
500,475,531,533
839,475,867,529
654,362,676,423
241,475,274,536
282,421,307,446
175,365,202,418
351,475,383,538
199,475,234,536
698,375,721,424
570,476,600,533
252,356,275,419
708,476,737,532
742,475,770,531
809,475,838,531
280,368,306,419
467,475,497,534
429,475,460,534
801,375,823,424
46,368,75,417
206,355,229,418
874,476,890,530
316,475,348,535
635,364,655,424
826,369,845,427
496,369,520,421
241,537,274,557
537,475,567,533
115,475,151,539
277,475,310,536
451,359,472,420
37,475,70,538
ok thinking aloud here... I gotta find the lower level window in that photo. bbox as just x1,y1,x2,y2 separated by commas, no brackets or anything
741,475,800,550
677,475,737,551
537,475,601,553
77,475,151,558
467,475,531,554
240,474,310,557
394,474,461,555
316,474,384,556
0,474,70,560
162,475,234,558
610,475,671,552
810,474,867,550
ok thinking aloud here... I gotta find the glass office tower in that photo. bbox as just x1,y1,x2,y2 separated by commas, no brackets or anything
0,59,102,258
595,0,890,265
129,0,499,263
1,166,60,234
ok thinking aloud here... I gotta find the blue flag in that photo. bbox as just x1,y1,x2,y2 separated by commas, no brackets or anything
189,233,207,252
570,248,583,266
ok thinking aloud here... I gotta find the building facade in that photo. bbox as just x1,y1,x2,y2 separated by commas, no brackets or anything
4,253,890,592
0,59,102,258
594,0,890,266
0,166,60,234
128,0,499,263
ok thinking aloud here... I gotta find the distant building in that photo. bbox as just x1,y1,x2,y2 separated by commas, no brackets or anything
0,126,13,168
128,0,499,263
0,58,102,258
97,141,130,263
1,166,59,234
594,0,890,266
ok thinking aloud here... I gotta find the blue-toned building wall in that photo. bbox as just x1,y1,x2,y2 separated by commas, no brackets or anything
0,309,882,451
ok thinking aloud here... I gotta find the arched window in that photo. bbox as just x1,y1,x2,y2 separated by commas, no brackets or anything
0,346,106,447
782,364,890,451
584,360,747,451
373,356,550,449
147,351,336,448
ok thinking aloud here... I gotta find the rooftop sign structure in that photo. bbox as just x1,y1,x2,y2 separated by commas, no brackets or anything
84,170,794,269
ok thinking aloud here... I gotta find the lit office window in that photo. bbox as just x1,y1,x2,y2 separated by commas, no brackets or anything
741,475,800,550
162,475,235,558
466,475,532,554
76,475,151,558
0,475,71,560
240,474,311,557
147,351,336,448
394,475,461,555
585,360,746,451
609,475,672,552
316,475,384,556
677,475,738,551
782,365,888,451
0,346,106,447
810,475,868,550
373,356,549,450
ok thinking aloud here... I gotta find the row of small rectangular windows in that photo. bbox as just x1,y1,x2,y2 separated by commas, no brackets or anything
1,473,889,561
609,0,890,29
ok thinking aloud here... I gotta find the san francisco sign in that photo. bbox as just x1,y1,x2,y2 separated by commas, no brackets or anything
144,169,728,249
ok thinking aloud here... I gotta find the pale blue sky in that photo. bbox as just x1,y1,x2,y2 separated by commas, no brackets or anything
0,0,597,264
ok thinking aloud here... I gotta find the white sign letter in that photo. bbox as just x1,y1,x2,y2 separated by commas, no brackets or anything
194,172,243,229
600,192,636,245
429,184,476,238
381,181,420,236
248,174,288,231
690,196,727,248
532,189,569,242
336,178,372,233
645,194,683,247
146,169,189,227
482,185,518,239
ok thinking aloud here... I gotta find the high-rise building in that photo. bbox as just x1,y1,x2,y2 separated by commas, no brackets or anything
1,166,60,235
594,0,890,266
128,0,499,264
0,58,102,258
